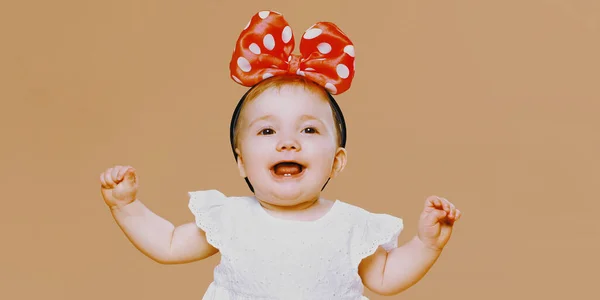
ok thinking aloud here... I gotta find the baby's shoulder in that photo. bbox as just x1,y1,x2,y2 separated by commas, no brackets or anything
188,189,256,215
331,199,404,256
187,189,257,249
333,200,394,221
333,200,369,218
333,199,404,230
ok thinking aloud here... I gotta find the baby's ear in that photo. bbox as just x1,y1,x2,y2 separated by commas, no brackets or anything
330,147,347,178
235,148,247,178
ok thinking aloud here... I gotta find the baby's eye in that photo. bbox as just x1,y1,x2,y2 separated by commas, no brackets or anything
302,127,318,134
259,128,275,135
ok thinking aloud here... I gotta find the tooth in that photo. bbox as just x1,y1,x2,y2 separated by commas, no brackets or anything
284,174,291,177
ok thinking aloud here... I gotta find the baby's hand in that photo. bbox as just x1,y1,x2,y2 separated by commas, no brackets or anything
100,165,139,209
417,196,462,251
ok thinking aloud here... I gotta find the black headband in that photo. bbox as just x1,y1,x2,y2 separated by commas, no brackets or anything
229,84,347,193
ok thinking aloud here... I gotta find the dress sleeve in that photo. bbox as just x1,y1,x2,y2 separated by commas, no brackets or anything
188,189,230,249
352,212,404,267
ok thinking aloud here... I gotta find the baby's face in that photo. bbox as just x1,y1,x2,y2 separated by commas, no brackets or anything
235,84,346,206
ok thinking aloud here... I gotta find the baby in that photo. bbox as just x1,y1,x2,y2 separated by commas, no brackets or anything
99,11,462,300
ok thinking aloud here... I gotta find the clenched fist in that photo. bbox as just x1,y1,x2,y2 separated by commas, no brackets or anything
100,165,139,209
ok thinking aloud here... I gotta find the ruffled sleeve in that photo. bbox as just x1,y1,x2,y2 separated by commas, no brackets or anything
351,211,404,267
188,189,230,249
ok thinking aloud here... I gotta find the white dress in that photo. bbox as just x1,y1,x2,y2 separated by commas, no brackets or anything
188,190,404,300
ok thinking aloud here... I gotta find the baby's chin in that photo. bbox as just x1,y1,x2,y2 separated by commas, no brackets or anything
256,187,320,207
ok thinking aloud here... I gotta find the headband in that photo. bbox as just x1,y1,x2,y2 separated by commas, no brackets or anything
229,10,356,94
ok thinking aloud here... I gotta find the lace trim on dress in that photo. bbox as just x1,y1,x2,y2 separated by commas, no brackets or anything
188,189,229,249
352,213,404,269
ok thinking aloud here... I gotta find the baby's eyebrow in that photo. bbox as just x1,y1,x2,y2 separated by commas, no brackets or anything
248,115,274,127
248,114,327,128
300,114,317,120
299,114,326,125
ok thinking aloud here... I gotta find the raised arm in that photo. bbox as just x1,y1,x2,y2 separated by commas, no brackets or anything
359,196,462,295
101,165,218,264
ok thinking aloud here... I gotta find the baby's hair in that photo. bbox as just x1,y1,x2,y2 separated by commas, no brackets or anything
229,74,347,193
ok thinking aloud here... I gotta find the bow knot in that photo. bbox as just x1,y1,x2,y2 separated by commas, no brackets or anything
287,54,302,75
229,11,356,95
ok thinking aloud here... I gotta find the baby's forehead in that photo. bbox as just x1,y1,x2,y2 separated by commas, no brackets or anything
241,85,333,120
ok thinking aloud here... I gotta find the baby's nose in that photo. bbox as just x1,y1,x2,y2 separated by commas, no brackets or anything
276,138,301,151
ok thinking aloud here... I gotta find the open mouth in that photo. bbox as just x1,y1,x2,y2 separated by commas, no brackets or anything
270,161,306,178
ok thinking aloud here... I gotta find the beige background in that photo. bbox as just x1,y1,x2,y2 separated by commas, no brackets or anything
1,0,599,299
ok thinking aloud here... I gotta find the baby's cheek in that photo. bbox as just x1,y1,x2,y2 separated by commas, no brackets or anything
241,143,271,163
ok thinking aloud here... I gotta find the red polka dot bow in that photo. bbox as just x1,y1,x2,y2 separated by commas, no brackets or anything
229,11,356,95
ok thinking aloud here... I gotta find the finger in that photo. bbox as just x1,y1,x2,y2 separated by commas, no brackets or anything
117,166,132,181
425,196,444,209
424,209,447,225
439,197,452,215
100,172,108,188
103,168,115,187
454,209,462,221
442,198,455,219
111,165,123,182
435,197,444,209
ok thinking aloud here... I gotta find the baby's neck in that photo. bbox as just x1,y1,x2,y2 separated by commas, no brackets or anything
256,196,336,222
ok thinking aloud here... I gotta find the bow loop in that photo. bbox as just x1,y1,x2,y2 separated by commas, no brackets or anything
229,11,355,95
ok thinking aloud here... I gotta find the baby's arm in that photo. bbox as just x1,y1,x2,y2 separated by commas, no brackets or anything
110,200,218,264
359,196,462,295
101,165,218,265
359,236,443,295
